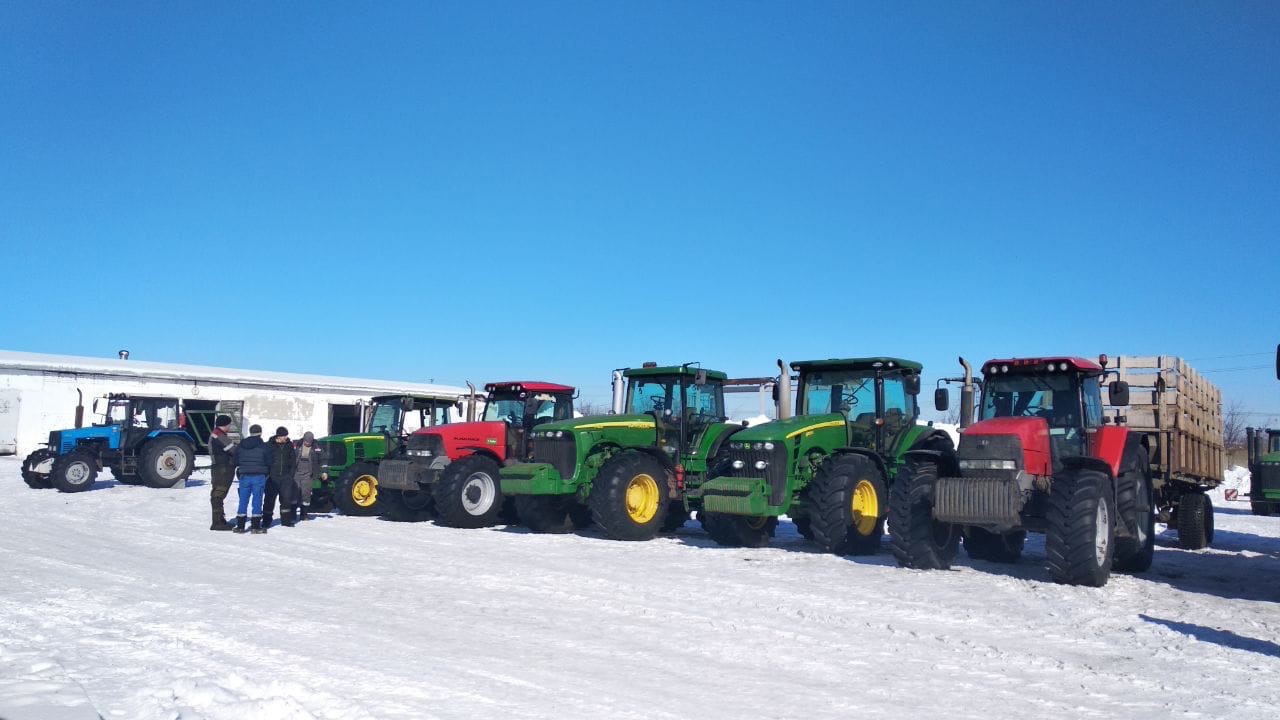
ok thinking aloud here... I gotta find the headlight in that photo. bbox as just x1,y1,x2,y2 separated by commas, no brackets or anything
408,449,433,457
1059,362,1068,371
731,460,746,470
555,431,564,438
662,445,676,454
763,442,775,451
731,442,744,450
752,442,763,451
959,459,1017,471
754,460,768,470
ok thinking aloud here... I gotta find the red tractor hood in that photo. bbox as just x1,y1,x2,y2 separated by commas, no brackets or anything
963,417,1052,476
416,421,509,460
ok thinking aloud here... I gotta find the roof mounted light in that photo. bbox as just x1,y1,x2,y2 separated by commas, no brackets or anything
642,362,658,368
1098,354,1109,368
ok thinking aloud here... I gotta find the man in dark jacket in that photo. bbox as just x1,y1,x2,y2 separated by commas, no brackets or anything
233,424,271,534
263,426,298,527
208,415,238,531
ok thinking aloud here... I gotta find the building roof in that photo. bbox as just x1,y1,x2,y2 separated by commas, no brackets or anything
0,349,470,398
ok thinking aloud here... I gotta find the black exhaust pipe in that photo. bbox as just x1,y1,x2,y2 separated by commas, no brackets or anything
74,388,84,428
958,357,975,429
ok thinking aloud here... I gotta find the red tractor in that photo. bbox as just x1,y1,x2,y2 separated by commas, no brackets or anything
375,381,575,528
890,355,1155,587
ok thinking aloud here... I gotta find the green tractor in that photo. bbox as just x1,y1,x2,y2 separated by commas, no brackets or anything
318,394,457,516
1246,427,1280,516
687,357,953,553
499,363,745,541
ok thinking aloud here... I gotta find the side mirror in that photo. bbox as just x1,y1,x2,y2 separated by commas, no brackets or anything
403,397,415,411
695,369,708,386
1108,380,1130,407
1275,343,1279,381
904,374,921,396
93,399,100,413
771,384,780,402
934,388,949,412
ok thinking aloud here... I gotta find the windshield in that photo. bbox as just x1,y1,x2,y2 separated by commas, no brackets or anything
483,391,572,427
625,376,724,419
367,402,403,433
107,398,179,428
981,373,1081,427
800,370,876,418
1270,432,1280,454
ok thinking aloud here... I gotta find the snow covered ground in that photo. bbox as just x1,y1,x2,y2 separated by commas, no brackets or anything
1,457,1277,720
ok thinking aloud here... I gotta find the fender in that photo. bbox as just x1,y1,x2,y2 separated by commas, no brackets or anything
146,429,195,443
909,428,956,453
456,447,503,465
902,448,960,476
1119,433,1147,476
1062,455,1115,479
706,425,745,461
834,447,889,481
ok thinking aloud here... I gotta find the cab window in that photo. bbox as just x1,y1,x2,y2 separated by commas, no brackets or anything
1081,377,1103,428
882,375,913,434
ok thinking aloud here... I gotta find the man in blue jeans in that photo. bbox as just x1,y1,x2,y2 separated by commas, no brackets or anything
233,424,271,534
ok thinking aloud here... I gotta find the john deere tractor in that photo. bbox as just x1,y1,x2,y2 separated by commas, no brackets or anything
687,357,953,553
318,394,457,515
1246,427,1280,516
499,363,745,541
22,394,200,492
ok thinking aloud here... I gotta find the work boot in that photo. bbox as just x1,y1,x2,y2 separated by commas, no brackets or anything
299,504,310,521
250,516,266,534
282,509,296,527
233,515,247,534
211,510,233,531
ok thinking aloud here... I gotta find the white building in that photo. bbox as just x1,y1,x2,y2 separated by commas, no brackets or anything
0,350,472,458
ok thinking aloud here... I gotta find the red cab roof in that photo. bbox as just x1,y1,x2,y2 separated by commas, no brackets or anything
981,356,1104,376
484,381,576,393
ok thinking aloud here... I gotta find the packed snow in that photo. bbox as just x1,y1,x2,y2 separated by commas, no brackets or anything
1,457,1277,720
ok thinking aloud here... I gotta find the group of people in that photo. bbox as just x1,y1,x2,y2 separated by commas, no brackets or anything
207,415,326,534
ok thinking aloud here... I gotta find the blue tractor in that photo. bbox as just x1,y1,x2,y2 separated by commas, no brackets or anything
22,394,198,492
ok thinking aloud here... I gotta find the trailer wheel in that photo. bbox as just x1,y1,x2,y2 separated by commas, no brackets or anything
888,458,959,569
382,489,436,522
702,513,777,548
139,437,194,488
432,454,504,528
1176,492,1214,550
963,528,1025,564
514,495,580,533
1114,460,1155,572
1045,467,1115,587
807,454,886,555
21,448,56,489
335,462,383,516
50,451,97,493
588,452,670,541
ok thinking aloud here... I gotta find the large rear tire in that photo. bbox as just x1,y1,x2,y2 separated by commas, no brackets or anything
888,458,959,569
1045,467,1115,587
1176,491,1214,550
50,451,98,493
21,448,56,489
514,495,581,533
702,513,777,548
1114,454,1155,572
588,452,670,541
139,437,195,488
807,454,886,555
661,506,689,533
335,462,383,516
433,454,504,528
963,528,1025,564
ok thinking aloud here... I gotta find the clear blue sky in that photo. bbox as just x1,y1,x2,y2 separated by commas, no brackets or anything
2,2,1277,421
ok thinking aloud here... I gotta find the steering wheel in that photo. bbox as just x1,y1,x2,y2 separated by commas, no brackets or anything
651,398,666,412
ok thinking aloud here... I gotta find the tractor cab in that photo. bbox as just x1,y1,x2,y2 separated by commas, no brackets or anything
366,394,452,438
482,382,575,459
792,357,922,455
99,395,182,449
623,364,727,456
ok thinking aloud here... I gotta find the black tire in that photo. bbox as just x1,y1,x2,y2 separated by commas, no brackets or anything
310,489,335,514
1045,467,1115,587
50,451,98,493
499,497,520,525
1176,491,1214,550
963,528,1025,564
138,436,195,488
433,454,504,528
1252,501,1275,517
381,489,437,522
588,452,670,541
21,448,56,489
1114,454,1155,572
661,506,689,533
702,512,777,548
793,516,814,540
335,462,383,516
807,454,887,555
888,458,960,569
109,465,144,485
514,494,580,533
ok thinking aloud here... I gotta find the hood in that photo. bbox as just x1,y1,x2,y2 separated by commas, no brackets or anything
417,421,507,444
535,413,657,433
730,413,847,443
240,435,266,450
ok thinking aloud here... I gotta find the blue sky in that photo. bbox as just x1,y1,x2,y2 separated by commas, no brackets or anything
1,2,1277,420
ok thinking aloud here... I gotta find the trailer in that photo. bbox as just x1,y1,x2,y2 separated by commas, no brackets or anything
1104,355,1224,548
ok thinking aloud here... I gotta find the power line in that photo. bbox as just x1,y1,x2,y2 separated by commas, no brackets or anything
1189,351,1272,361
1201,364,1271,373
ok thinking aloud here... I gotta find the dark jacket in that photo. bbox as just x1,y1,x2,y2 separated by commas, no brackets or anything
267,438,297,480
209,429,238,468
235,435,270,476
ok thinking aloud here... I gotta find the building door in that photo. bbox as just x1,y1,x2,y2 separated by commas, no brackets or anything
0,390,18,455
329,404,361,434
183,399,219,453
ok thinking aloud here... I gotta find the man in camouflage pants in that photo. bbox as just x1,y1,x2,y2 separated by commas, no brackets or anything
208,414,238,531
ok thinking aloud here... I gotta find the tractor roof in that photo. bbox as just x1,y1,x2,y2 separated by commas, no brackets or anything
485,381,576,393
790,357,923,373
623,365,729,382
371,393,452,403
981,356,1104,376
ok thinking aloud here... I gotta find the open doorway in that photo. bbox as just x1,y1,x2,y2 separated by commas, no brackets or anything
329,404,361,435
183,399,219,452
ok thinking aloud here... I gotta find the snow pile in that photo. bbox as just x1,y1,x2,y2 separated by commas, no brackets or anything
733,414,771,427
1211,464,1252,504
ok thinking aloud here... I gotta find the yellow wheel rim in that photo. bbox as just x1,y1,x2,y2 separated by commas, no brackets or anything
851,479,879,536
353,475,378,508
625,473,660,524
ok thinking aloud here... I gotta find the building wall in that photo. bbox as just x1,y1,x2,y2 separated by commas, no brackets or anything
0,369,465,457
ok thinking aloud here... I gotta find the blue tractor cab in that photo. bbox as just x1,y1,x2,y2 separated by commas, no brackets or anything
22,394,200,492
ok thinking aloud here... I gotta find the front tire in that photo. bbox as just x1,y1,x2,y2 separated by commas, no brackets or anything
433,455,504,528
888,458,959,569
1045,467,1115,587
50,451,98,493
588,452,670,541
335,462,383,516
702,513,777,548
139,437,195,488
807,454,887,555
21,448,56,489
382,489,437,522
514,495,580,534
1176,491,1214,550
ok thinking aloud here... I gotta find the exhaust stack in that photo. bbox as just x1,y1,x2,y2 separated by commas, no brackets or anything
74,388,84,428
1247,427,1257,467
611,370,626,415
465,382,477,423
776,359,792,420
959,356,975,429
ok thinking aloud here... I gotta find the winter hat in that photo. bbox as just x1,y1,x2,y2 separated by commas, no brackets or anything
215,414,232,428
249,424,262,435
275,426,289,438
302,431,315,441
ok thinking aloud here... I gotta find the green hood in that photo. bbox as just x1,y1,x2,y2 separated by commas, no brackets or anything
533,414,657,433
731,414,847,443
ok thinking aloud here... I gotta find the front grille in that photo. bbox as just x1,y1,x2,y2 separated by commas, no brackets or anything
324,441,348,467
934,475,1025,526
531,436,577,479
407,433,444,454
717,445,788,505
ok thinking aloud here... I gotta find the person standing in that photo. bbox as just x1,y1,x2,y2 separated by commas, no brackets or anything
264,426,298,527
292,431,324,521
233,424,271,534
208,415,238,531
